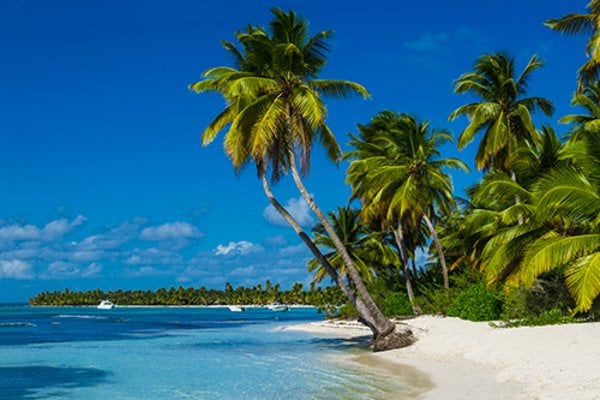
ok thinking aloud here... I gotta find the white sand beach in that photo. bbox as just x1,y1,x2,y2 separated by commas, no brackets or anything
285,316,600,399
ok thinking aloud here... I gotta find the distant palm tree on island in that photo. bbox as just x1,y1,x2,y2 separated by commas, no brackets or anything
189,8,414,350
29,282,346,307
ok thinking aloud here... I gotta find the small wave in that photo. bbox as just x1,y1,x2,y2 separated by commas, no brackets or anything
0,322,36,328
53,314,108,320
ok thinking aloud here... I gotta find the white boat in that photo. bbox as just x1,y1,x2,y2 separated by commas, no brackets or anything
267,303,289,312
97,300,115,310
228,305,245,312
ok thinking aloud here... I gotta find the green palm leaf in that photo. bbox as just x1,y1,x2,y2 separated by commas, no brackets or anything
310,80,370,99
521,234,600,286
565,253,600,312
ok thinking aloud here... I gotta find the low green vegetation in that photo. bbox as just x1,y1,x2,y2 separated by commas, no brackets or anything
503,309,577,328
446,283,502,322
382,292,413,318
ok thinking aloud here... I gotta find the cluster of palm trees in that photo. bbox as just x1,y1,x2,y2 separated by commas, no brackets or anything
29,282,345,307
191,5,600,349
442,50,600,314
190,9,412,350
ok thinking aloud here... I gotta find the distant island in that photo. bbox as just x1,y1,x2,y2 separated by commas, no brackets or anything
28,281,344,308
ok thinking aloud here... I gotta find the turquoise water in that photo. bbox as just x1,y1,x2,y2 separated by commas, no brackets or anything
0,305,416,399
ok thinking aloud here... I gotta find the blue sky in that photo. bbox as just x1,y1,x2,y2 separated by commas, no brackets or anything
0,0,587,301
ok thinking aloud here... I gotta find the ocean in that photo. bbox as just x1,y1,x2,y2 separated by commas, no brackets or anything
0,304,418,399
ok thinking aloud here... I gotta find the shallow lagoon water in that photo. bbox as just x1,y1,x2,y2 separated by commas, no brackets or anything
0,305,420,399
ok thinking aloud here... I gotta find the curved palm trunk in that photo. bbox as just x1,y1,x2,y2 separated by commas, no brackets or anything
392,222,421,315
287,154,414,350
422,214,449,290
260,172,378,332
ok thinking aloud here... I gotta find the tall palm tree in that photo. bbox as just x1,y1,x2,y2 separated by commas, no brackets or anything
546,1,600,92
449,52,554,172
190,9,412,349
346,111,468,309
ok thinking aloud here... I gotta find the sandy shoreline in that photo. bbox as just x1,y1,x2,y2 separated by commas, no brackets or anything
284,316,600,399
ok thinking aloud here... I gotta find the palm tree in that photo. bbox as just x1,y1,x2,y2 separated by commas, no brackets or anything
559,81,600,139
449,52,554,172
546,1,600,91
308,207,395,285
189,9,412,349
458,128,600,313
346,111,468,310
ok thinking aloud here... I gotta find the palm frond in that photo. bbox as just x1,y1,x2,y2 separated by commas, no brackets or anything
565,252,600,312
310,80,370,99
521,233,600,286
545,14,594,35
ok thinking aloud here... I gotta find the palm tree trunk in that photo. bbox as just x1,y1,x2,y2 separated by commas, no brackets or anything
510,170,524,225
260,172,377,331
422,214,449,290
287,154,414,351
392,222,421,315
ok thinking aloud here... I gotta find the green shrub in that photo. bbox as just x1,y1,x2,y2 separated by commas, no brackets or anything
447,282,502,321
415,285,455,315
501,287,531,321
336,302,359,320
504,308,576,327
382,292,413,317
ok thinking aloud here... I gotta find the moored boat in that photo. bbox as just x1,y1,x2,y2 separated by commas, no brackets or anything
97,300,115,310
267,303,288,312
228,305,245,312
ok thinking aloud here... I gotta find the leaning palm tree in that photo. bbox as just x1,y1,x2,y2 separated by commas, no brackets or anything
449,52,554,172
346,111,468,307
190,9,412,350
546,1,600,92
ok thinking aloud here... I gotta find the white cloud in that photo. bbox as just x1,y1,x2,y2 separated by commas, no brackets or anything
0,215,86,243
40,261,102,279
78,235,123,250
43,261,79,278
67,249,107,263
278,244,307,256
0,224,41,241
124,247,183,266
0,260,34,279
81,262,102,277
214,241,261,256
140,222,203,241
263,196,315,228
265,235,287,247
123,266,170,278
43,214,86,238
229,265,255,277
